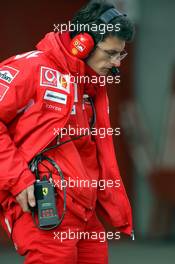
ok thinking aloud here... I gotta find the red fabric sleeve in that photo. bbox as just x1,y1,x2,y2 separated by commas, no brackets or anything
0,59,36,196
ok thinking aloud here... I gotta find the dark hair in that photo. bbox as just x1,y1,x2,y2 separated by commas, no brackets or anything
70,1,135,45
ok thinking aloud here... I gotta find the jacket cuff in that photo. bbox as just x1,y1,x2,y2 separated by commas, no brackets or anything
10,169,36,196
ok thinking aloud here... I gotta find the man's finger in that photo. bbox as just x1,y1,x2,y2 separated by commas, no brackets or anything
17,194,30,212
27,185,36,207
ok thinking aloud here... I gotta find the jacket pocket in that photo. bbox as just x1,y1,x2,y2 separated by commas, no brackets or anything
0,196,23,238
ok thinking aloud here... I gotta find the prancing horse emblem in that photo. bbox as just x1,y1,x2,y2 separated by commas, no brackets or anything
42,187,48,196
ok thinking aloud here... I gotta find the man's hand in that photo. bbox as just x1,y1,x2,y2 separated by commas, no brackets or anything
16,184,36,212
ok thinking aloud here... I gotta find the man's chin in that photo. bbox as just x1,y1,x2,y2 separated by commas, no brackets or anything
99,68,110,76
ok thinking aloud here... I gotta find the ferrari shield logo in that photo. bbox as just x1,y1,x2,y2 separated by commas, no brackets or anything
42,187,48,196
59,76,67,89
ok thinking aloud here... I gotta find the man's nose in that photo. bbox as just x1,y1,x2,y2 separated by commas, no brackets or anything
112,59,121,67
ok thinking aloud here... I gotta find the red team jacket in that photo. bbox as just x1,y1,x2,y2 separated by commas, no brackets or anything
0,32,133,237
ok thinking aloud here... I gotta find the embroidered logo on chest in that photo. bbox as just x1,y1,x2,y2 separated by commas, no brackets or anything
40,66,70,93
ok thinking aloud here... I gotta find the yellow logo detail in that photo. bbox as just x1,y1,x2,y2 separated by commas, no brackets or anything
42,187,48,196
74,40,79,46
72,48,78,55
59,76,67,88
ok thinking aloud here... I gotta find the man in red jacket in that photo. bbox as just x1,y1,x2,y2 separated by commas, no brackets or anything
0,1,135,263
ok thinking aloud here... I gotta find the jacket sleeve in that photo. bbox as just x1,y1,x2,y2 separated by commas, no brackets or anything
0,61,36,196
